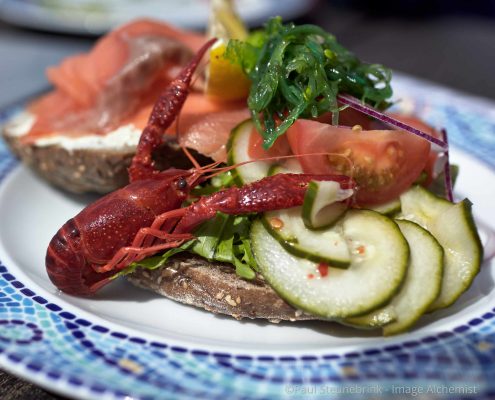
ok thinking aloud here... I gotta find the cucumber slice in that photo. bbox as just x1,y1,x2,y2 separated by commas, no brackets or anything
267,164,283,176
302,181,353,229
400,185,482,311
342,307,397,329
282,158,304,173
227,119,272,184
382,220,444,335
251,210,409,319
264,207,351,267
268,159,303,175
368,198,401,216
345,220,443,333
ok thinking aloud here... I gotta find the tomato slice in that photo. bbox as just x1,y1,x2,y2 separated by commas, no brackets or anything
286,119,431,205
389,113,441,186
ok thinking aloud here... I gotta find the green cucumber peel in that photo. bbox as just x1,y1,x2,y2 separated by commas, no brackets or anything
301,180,352,230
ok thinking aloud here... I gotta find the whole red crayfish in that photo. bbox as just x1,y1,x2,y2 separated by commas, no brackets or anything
45,38,354,296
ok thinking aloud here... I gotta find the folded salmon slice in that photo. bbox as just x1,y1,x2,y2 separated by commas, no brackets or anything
46,19,205,109
24,18,251,164
175,104,250,162
24,19,206,143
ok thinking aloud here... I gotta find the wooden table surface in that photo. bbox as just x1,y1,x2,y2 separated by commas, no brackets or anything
1,1,495,398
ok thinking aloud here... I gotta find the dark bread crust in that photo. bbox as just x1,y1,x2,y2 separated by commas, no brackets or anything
3,131,135,193
126,254,318,322
2,125,206,193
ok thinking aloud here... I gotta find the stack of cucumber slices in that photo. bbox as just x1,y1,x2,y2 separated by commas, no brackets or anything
228,120,483,336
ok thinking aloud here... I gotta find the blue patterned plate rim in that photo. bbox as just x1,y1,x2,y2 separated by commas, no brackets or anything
0,74,495,399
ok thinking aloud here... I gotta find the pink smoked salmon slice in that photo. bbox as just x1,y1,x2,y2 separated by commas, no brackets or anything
46,19,205,108
170,94,250,162
121,93,249,162
25,19,206,143
175,108,250,162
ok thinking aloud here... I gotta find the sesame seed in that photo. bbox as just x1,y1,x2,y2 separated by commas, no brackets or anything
215,292,224,300
225,295,237,307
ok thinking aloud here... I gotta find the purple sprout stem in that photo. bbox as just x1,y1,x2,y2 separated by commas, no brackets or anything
441,128,454,202
337,94,448,151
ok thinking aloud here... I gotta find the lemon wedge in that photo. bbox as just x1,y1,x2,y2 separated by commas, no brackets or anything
205,0,251,101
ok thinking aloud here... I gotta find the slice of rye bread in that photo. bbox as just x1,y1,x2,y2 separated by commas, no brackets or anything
126,254,319,322
2,123,210,194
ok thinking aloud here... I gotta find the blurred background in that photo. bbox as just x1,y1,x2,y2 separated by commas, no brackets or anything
0,0,495,110
0,0,494,398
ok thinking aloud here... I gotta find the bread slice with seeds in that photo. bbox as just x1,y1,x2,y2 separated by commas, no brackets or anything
126,255,318,322
2,114,207,194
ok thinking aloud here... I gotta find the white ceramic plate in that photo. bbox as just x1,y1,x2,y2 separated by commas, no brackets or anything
0,75,495,399
0,0,317,34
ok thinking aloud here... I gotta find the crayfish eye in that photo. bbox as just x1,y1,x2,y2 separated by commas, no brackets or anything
176,178,188,190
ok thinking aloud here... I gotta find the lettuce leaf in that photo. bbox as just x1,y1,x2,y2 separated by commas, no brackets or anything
114,212,257,280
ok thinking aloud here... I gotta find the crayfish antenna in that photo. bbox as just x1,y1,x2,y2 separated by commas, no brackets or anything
195,151,357,185
181,145,202,169
180,144,223,187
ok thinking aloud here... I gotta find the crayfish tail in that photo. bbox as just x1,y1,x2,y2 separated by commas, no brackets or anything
46,219,114,296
